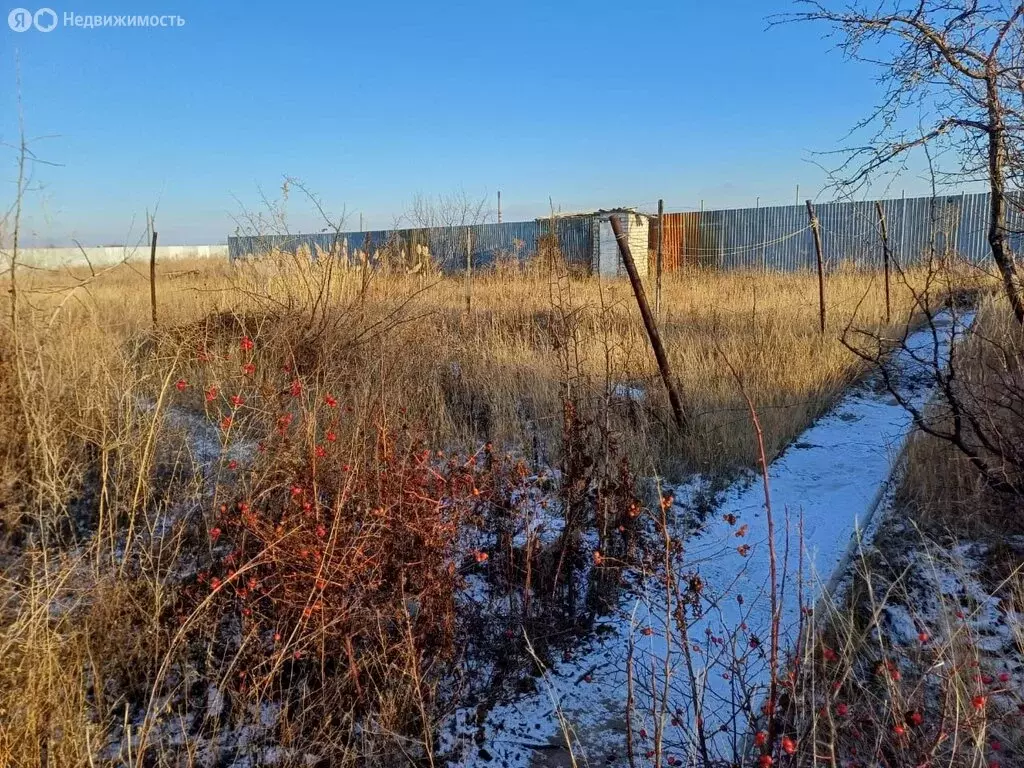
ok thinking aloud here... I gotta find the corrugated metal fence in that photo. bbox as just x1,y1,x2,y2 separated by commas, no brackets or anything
654,193,1014,271
228,220,592,271
228,192,1020,272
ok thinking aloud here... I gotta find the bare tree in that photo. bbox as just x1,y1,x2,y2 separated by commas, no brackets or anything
782,1,1024,324
778,3,1024,501
403,190,490,272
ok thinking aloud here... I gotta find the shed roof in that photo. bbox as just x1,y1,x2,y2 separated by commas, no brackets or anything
534,206,653,221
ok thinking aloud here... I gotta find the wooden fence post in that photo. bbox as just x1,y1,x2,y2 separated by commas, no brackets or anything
465,228,472,314
361,231,373,306
875,201,892,325
656,199,664,318
805,200,826,335
149,227,158,328
608,214,687,433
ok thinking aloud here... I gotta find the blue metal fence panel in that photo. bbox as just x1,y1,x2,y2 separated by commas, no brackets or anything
538,216,594,268
228,218,590,270
472,221,540,267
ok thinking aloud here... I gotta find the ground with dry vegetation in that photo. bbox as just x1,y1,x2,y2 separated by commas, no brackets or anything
775,297,1024,768
0,253,1002,767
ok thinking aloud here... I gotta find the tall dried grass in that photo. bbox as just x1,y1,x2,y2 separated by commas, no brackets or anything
0,253,945,766
6,255,929,474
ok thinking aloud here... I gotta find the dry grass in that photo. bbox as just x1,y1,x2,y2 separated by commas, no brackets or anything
0,253,953,767
7,255,930,473
773,294,1024,768
898,295,1024,537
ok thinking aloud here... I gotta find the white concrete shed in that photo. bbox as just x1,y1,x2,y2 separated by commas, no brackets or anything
591,209,651,278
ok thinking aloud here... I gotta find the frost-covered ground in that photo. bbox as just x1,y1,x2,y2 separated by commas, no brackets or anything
442,311,974,767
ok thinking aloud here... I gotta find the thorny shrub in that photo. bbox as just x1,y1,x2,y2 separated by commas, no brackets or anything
157,324,651,760
768,551,1024,768
165,331,495,753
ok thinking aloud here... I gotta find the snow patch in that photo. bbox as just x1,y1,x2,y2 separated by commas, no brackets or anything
442,309,974,767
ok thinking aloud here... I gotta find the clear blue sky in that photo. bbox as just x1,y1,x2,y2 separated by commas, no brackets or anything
1,1,948,245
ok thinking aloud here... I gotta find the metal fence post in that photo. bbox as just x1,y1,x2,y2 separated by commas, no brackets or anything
149,226,158,328
875,201,892,325
465,228,472,314
805,200,826,335
656,199,664,318
609,213,687,433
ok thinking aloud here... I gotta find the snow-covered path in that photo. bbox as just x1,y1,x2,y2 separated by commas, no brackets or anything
443,310,972,767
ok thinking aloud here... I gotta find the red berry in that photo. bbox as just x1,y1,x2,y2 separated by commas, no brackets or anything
754,731,767,747
781,736,796,755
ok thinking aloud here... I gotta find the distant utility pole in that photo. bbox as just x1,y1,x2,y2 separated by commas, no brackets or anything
359,212,363,232
795,184,800,207
497,190,502,224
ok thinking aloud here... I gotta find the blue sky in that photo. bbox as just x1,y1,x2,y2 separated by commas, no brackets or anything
1,1,953,245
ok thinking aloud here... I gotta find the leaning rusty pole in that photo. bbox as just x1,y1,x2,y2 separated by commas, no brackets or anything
608,214,687,434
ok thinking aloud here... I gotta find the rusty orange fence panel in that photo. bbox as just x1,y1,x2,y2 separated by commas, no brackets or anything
648,212,712,272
